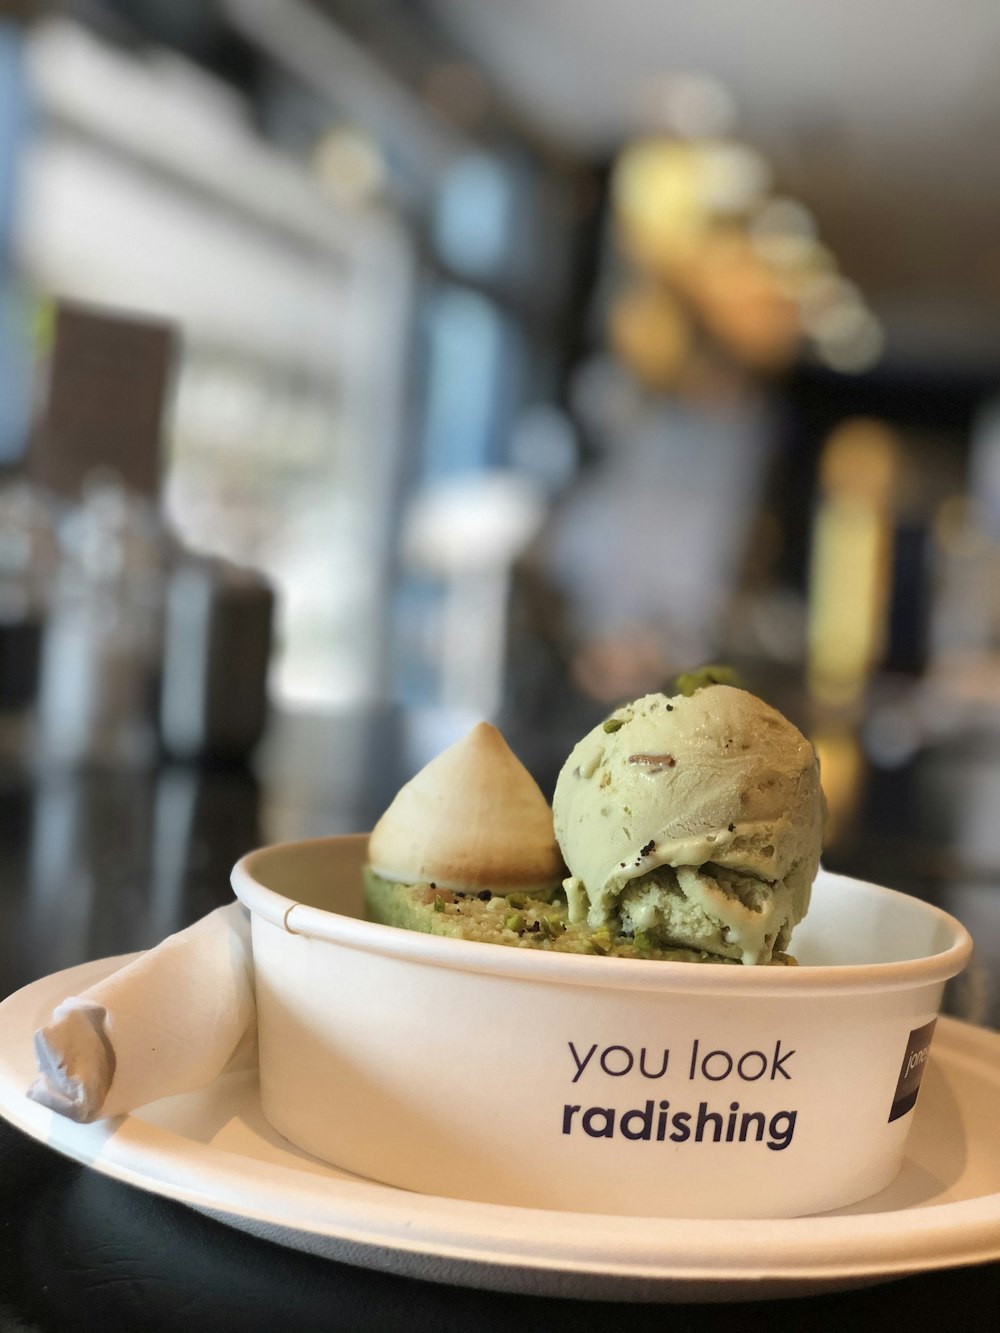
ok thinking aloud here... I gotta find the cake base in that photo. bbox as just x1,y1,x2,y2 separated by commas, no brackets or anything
363,869,795,964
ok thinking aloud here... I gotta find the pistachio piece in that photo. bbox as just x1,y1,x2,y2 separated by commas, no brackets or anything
673,663,743,696
539,914,565,939
590,926,612,956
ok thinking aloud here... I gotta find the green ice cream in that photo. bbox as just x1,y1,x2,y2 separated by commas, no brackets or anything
552,686,825,964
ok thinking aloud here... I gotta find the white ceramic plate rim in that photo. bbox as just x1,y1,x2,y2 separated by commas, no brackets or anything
2,957,1000,1291
233,837,973,996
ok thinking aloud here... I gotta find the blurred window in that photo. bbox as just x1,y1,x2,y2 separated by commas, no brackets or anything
0,23,31,466
12,19,414,708
434,151,514,280
421,285,522,478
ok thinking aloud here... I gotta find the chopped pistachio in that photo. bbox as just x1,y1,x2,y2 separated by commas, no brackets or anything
590,927,612,956
602,717,624,733
633,929,655,956
505,893,527,909
673,663,743,696
433,894,446,913
504,911,524,933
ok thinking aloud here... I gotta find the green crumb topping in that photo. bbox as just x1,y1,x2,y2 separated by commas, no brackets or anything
540,915,564,939
673,663,744,696
590,926,612,956
362,868,796,965
632,929,655,956
603,717,624,733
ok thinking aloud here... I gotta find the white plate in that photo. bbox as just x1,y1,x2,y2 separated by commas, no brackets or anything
2,957,1000,1304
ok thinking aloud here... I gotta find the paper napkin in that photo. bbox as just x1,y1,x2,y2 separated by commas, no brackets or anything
28,901,256,1122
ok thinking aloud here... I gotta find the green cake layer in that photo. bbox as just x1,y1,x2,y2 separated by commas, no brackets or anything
364,869,796,965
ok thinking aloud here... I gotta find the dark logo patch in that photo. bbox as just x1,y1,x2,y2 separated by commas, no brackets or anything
888,1019,937,1123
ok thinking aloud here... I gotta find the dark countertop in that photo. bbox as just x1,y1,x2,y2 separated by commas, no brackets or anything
1,704,999,1330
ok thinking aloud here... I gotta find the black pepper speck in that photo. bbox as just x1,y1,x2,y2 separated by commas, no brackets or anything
477,890,492,901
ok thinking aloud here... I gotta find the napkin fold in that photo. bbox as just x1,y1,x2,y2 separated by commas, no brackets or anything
28,901,256,1122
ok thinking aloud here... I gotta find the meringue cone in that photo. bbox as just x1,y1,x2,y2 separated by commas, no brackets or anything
367,723,564,891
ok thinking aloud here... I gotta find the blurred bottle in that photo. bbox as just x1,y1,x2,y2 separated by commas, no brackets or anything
0,481,57,762
158,557,274,762
807,419,901,708
931,399,1000,656
36,471,165,768
930,496,1000,658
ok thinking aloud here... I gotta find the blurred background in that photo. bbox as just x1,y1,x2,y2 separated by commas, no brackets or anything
2,0,1000,1020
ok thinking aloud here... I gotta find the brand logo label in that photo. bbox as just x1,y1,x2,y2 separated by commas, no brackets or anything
888,1019,937,1123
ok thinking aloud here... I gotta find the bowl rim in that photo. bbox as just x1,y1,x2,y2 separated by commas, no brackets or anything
231,833,973,996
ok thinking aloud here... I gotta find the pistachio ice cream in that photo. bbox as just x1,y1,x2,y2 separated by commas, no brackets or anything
552,686,825,964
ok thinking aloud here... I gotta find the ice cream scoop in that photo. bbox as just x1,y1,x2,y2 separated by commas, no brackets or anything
552,686,825,964
368,722,564,893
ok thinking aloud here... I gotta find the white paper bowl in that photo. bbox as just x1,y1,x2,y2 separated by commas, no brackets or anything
232,834,972,1219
